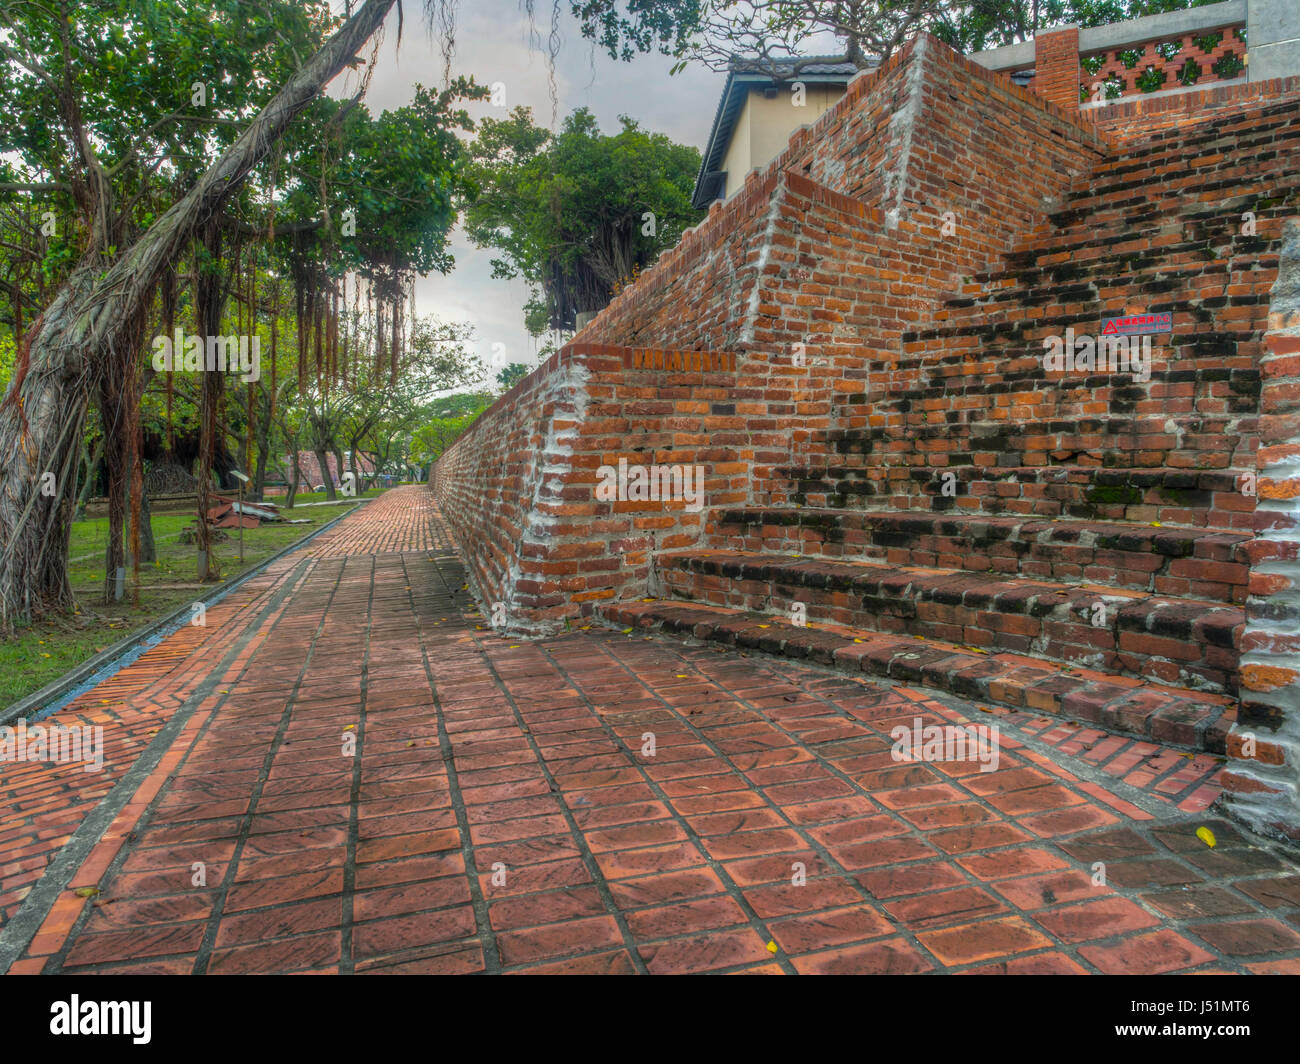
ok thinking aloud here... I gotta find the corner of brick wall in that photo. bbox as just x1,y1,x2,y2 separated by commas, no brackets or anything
1224,216,1300,843
429,344,749,634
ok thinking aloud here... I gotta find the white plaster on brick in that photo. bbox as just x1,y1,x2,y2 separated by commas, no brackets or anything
883,34,929,230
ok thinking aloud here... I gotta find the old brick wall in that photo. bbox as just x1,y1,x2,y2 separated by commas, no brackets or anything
1030,27,1082,110
431,344,753,630
429,28,1300,837
1089,74,1300,139
580,34,1106,354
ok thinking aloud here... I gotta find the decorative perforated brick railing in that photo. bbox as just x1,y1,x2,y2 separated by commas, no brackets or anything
966,0,1299,114
1079,24,1247,104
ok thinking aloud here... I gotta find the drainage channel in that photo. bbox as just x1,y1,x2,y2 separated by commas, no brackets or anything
4,500,366,726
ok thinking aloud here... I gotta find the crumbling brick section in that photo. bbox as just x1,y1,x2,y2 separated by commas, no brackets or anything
1225,218,1300,842
1034,27,1081,110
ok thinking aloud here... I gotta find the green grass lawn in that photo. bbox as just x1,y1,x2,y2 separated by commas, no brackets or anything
258,485,390,505
2,496,368,709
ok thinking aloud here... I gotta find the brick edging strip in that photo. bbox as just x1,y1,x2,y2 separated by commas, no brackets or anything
1,500,365,727
0,558,317,974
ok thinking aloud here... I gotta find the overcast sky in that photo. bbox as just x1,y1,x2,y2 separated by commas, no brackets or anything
340,1,721,384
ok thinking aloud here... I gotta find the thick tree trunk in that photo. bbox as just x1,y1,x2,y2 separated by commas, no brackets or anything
287,450,301,509
252,406,270,503
139,489,156,566
0,0,399,631
314,447,336,499
195,221,227,582
75,435,102,521
99,374,130,604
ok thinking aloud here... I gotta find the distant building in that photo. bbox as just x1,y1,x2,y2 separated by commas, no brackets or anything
273,451,378,491
692,57,864,209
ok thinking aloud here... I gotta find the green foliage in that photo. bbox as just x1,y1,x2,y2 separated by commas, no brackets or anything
464,107,704,333
273,79,487,289
496,362,530,389
933,1,1222,53
411,390,494,466
568,0,705,61
0,332,12,394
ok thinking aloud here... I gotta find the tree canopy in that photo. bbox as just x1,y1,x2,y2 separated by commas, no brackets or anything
464,107,703,334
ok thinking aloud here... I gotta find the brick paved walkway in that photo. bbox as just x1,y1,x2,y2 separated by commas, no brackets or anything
2,486,1298,974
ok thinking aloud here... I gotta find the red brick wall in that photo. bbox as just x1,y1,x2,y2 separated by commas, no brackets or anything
431,344,758,630
580,34,1104,354
1089,75,1300,140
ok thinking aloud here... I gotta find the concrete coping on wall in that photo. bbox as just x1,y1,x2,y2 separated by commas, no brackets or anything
1080,73,1248,110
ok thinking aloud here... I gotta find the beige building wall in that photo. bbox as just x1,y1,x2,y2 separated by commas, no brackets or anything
720,84,846,199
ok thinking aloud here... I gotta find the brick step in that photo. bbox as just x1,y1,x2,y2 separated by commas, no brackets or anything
1013,201,1267,247
881,345,1260,402
828,415,1254,456
652,549,1242,693
968,253,1267,301
1009,218,1268,260
1059,117,1300,202
957,264,1258,313
778,463,1254,529
1050,168,1297,221
599,600,1237,754
849,364,1259,415
821,421,1256,477
945,262,1270,329
711,508,1249,604
1082,106,1299,176
920,276,1270,343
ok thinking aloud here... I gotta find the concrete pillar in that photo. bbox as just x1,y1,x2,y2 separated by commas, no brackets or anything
1248,0,1300,82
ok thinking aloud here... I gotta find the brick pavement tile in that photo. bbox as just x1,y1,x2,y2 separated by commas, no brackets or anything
637,930,772,974
742,879,868,918
497,915,624,967
917,916,1054,966
607,868,728,908
768,905,895,952
790,938,934,974
1032,897,1161,943
1234,875,1300,910
857,861,971,899
1187,919,1300,957
623,896,749,939
884,886,1007,930
961,952,1090,975
488,887,607,932
8,488,1300,977
507,950,636,975
1079,929,1217,974
1142,886,1259,920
